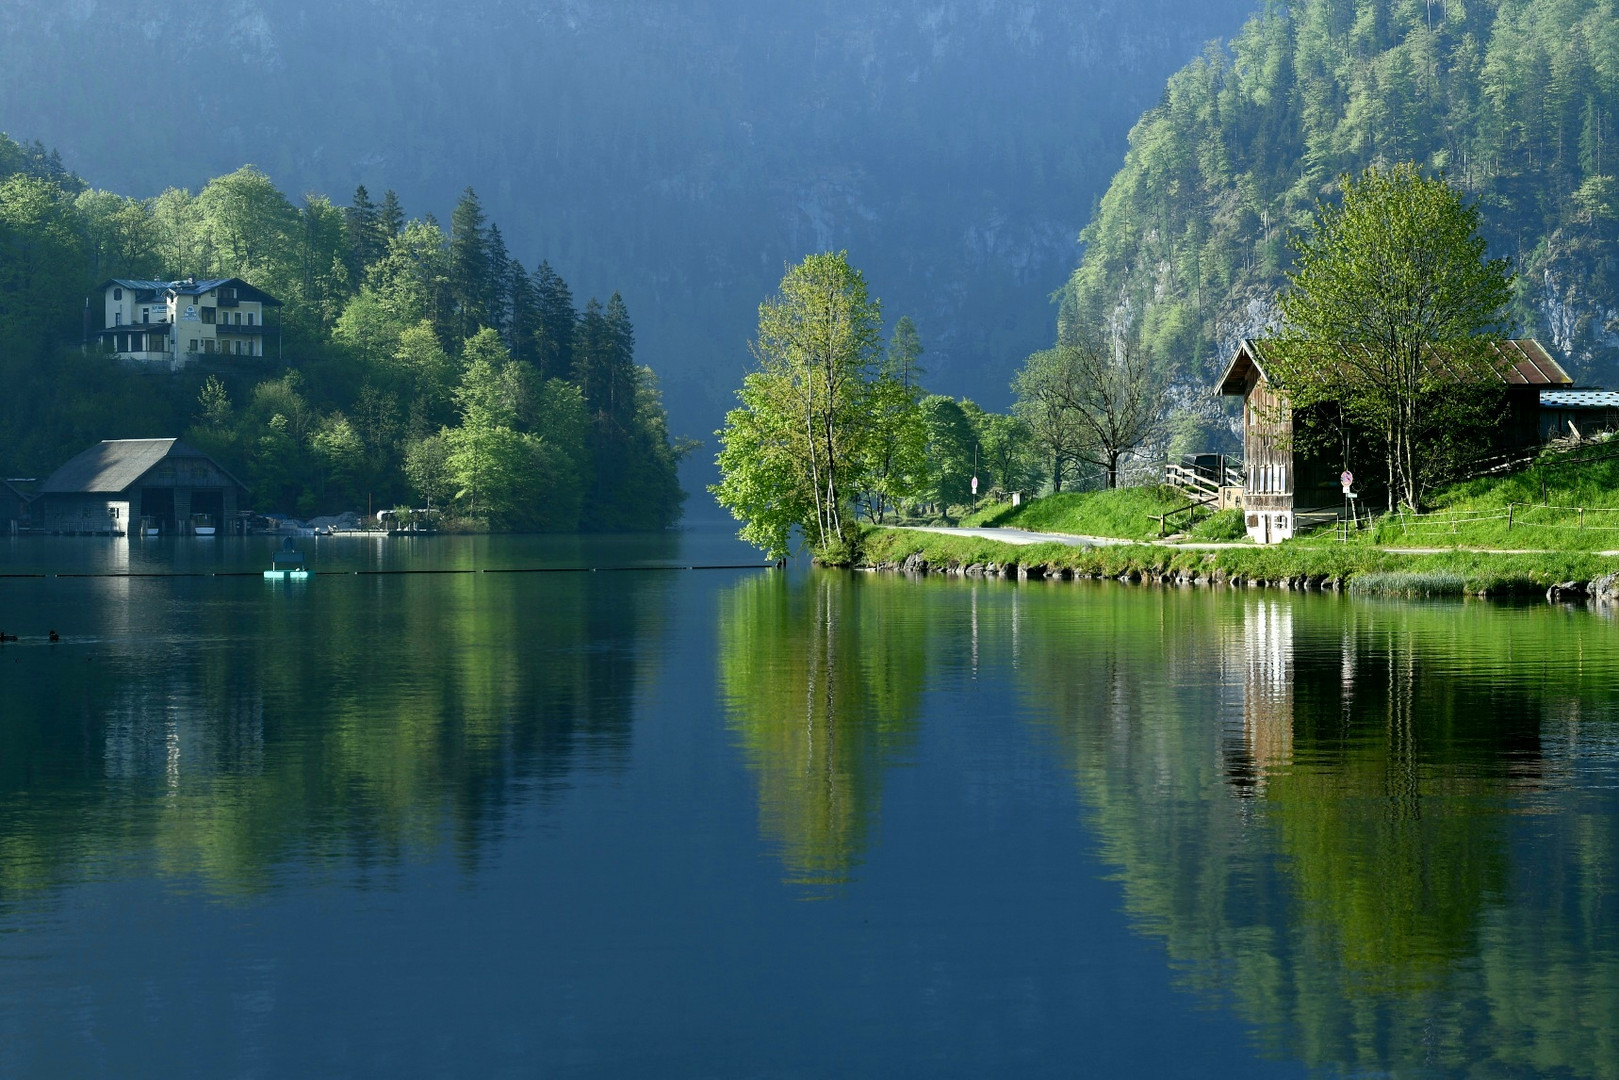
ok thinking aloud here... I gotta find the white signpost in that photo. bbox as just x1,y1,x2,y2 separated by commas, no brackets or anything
971,475,978,497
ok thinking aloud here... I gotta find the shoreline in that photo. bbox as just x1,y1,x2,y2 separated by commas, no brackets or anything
855,527,1619,602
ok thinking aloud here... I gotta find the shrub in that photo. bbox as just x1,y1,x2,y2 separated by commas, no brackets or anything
1347,571,1466,598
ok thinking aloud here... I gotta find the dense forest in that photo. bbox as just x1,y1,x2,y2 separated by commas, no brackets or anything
1064,0,1619,452
0,135,686,530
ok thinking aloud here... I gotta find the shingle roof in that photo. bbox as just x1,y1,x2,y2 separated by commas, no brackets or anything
1217,337,1571,395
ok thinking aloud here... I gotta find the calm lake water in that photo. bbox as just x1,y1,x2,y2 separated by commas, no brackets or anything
0,528,1615,1077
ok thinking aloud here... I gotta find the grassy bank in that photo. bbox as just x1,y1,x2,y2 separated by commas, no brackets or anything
961,486,1238,540
859,526,1618,596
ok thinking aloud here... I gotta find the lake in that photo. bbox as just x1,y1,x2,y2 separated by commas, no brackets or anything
0,529,1615,1077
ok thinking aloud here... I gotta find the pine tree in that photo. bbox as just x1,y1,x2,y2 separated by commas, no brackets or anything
531,261,577,381
343,184,385,279
506,258,541,366
486,223,512,341
448,186,491,342
378,189,405,241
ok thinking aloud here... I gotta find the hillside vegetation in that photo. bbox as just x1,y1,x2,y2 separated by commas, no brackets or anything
1065,0,1619,448
0,139,685,528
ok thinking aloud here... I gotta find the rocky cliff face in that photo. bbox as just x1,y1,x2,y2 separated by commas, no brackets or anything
0,0,1256,441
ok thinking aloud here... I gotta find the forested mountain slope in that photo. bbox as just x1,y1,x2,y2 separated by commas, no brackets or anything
0,0,1256,437
1066,0,1619,445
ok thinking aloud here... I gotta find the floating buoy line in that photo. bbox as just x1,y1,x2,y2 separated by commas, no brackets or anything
0,564,775,580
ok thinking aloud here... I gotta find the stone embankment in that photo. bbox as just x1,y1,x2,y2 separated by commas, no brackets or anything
872,551,1345,590
855,529,1619,602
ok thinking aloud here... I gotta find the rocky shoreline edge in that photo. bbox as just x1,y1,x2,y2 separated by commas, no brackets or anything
863,552,1619,603
852,530,1619,604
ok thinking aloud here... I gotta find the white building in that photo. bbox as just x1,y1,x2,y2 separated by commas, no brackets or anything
92,277,282,372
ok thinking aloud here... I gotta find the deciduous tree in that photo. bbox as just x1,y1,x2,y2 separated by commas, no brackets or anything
713,252,883,559
1269,164,1515,510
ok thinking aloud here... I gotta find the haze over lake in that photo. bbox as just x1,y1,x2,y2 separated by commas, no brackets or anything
0,533,1614,1076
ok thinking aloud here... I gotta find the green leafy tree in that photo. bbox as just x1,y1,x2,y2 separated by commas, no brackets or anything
194,166,297,284
0,175,85,350
1269,164,1515,511
75,189,161,280
964,402,1039,494
919,395,978,511
712,252,884,559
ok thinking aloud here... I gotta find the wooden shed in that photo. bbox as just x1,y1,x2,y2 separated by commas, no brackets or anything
36,439,248,536
1216,339,1571,544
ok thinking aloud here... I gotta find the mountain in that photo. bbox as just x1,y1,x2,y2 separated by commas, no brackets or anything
1062,0,1619,449
0,0,1257,458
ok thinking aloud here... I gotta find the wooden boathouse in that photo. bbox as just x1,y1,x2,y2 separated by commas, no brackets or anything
36,439,248,536
1216,338,1572,544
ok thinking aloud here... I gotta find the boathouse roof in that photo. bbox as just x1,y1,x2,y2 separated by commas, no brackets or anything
1216,338,1571,396
39,439,245,495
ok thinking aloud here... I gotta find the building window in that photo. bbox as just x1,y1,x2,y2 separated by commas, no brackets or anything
142,308,150,323
189,339,199,353
115,310,122,325
246,312,254,326
113,288,122,301
201,307,215,324
205,340,215,354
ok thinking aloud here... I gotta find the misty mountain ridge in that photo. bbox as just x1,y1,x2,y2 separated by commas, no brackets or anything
0,0,1257,446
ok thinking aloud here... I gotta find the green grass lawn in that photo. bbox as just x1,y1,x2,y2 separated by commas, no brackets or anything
1299,443,1619,552
859,526,1618,594
960,486,1217,541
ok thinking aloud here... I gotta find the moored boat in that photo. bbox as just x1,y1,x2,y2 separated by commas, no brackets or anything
191,513,216,536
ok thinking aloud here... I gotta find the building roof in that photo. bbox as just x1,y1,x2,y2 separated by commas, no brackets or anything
39,439,245,495
94,277,282,307
1541,390,1619,409
1217,338,1571,396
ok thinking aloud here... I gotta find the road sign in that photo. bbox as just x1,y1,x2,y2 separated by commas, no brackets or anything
971,475,979,496
1340,470,1353,488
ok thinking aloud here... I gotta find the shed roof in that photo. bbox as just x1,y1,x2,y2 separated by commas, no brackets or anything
1217,337,1571,396
1541,390,1619,408
39,439,245,495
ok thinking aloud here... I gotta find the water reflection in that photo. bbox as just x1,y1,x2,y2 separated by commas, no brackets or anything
0,559,675,900
1027,590,1619,1076
717,573,924,890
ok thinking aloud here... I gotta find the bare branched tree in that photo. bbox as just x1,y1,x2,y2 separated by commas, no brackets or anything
1019,332,1166,489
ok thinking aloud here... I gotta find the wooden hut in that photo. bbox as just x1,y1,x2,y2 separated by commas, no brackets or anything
1216,339,1571,544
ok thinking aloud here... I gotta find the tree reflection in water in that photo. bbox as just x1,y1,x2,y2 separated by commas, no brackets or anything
1023,587,1619,1076
0,564,675,901
717,573,925,892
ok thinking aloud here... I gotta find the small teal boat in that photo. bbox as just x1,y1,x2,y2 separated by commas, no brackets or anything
264,538,310,580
